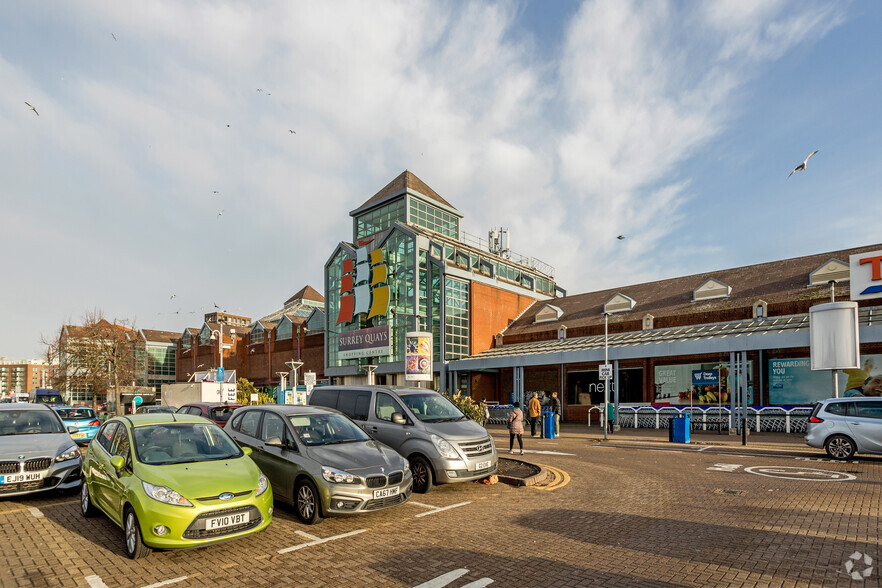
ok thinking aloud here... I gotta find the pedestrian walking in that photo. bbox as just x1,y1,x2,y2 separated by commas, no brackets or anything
528,392,541,437
606,400,616,434
550,392,561,437
508,401,524,455
481,398,490,426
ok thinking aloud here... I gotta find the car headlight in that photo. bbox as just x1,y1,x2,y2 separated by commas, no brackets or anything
55,446,80,462
142,481,193,507
430,434,460,460
321,466,359,484
402,459,410,473
256,472,269,496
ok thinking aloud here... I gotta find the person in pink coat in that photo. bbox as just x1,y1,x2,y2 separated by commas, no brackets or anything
508,401,524,455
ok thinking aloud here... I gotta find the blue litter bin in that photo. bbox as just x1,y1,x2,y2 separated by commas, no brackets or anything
672,413,690,443
542,409,556,439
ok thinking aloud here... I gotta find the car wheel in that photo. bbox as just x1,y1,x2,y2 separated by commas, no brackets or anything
825,435,856,460
123,506,152,559
295,479,323,525
410,456,434,494
80,482,98,517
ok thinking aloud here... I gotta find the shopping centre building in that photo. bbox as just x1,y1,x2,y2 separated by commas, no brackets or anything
323,171,560,392
448,244,882,423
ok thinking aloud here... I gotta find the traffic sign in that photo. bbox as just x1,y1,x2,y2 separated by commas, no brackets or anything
599,364,613,380
217,367,225,382
133,395,143,406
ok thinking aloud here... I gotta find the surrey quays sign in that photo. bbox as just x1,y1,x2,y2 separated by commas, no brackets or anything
338,325,391,360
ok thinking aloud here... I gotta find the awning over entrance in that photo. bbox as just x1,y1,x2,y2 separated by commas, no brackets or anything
449,306,882,370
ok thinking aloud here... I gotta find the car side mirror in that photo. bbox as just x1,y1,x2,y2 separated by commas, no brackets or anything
265,436,282,448
67,426,79,434
242,447,253,456
110,456,125,471
392,412,407,425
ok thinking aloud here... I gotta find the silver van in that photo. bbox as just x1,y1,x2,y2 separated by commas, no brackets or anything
309,386,497,493
805,397,882,459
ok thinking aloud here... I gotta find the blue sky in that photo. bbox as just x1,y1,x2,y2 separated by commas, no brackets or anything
1,0,881,360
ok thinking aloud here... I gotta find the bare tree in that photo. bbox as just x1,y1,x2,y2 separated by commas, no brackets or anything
46,309,141,412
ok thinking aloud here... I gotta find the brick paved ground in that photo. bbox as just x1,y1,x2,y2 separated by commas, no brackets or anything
1,429,879,587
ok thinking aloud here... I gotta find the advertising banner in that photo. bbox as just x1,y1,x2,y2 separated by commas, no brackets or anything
405,331,433,381
769,354,882,404
338,325,391,360
654,362,752,405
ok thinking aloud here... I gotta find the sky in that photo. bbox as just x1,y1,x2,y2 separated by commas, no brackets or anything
2,0,881,360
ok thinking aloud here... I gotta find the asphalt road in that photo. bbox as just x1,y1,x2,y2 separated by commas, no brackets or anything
1,435,879,587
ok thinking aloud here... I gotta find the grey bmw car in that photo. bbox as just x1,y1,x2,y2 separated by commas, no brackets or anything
0,404,83,497
226,405,412,524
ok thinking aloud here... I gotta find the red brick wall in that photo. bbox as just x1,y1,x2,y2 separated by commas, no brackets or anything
470,282,538,355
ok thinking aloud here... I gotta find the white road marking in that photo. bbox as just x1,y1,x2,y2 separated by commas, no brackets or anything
142,577,187,588
28,508,43,518
85,576,108,588
697,446,712,452
414,568,493,587
648,449,682,453
415,568,469,587
415,501,471,518
408,501,437,509
462,580,494,588
277,529,366,554
707,463,743,472
744,466,856,481
519,450,575,456
295,530,321,542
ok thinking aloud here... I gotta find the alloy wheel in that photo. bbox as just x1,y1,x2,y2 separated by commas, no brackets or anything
125,512,137,554
298,485,315,519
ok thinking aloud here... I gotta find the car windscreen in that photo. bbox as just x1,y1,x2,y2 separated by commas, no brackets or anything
143,406,175,413
55,408,96,420
35,394,64,405
288,413,370,446
0,410,65,435
399,393,466,423
133,422,243,465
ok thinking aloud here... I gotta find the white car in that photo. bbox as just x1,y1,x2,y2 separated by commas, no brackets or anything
805,397,882,459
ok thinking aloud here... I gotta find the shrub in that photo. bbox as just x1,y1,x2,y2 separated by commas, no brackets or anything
445,390,486,425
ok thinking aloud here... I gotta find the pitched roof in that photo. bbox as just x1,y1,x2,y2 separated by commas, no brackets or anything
350,170,459,217
140,329,180,344
284,285,324,306
503,242,882,338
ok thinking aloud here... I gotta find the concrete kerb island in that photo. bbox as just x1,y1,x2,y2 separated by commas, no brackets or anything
495,458,548,487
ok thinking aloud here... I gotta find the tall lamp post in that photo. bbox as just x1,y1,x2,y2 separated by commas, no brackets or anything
602,312,610,441
210,324,235,403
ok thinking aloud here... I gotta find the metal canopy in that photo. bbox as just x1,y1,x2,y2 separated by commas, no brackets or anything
449,306,882,371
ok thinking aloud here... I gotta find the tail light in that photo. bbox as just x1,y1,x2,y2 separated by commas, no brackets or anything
88,419,100,427
809,416,824,423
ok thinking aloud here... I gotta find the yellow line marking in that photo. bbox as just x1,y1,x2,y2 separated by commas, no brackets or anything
0,499,78,516
532,464,570,491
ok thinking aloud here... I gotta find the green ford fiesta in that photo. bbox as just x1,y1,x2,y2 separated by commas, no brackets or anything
81,413,272,558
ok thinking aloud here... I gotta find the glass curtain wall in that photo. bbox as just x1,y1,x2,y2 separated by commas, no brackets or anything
444,278,470,360
408,197,458,238
354,199,406,241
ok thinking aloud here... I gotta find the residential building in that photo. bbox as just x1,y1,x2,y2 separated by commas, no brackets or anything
0,359,51,400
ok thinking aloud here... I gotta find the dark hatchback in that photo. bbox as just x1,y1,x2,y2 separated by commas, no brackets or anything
177,403,243,426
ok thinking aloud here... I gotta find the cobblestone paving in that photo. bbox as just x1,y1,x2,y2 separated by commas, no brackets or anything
1,434,879,587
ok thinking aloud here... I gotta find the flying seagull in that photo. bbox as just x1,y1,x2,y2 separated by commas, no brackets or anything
217,209,224,218
25,102,38,116
111,33,117,41
289,130,296,134
616,235,625,240
212,190,219,194
170,294,176,300
788,150,819,178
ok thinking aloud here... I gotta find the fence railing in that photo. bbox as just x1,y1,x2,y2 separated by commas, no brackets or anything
489,405,813,433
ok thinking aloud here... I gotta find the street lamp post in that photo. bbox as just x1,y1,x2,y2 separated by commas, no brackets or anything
210,324,235,403
603,312,609,441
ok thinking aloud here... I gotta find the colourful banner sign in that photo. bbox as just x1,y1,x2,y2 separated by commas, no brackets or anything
405,332,433,381
769,354,882,404
338,325,391,360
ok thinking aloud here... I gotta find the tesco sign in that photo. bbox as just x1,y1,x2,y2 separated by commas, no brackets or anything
850,250,882,301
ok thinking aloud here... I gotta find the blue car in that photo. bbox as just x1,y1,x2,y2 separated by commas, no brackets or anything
53,406,100,445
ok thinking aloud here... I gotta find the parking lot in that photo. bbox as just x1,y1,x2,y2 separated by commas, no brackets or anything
2,430,880,587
